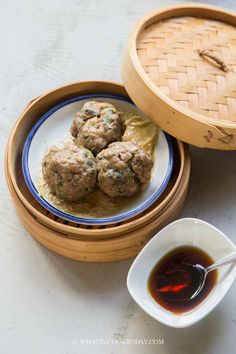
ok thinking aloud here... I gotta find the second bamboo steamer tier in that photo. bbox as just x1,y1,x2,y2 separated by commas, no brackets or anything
121,3,236,150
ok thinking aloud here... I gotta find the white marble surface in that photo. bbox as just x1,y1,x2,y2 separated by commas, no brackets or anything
1,1,236,353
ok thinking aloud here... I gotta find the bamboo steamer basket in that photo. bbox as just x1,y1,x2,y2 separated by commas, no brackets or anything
5,151,189,262
121,3,236,150
5,80,191,261
6,80,190,238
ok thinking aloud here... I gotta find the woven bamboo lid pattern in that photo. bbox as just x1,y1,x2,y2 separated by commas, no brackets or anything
137,16,236,122
121,4,236,149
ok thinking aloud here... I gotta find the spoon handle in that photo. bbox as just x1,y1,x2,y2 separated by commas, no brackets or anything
206,251,236,273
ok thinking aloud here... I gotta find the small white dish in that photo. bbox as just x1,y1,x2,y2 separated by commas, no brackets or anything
127,218,236,328
22,94,173,225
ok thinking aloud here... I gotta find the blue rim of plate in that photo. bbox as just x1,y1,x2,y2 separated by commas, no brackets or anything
22,93,174,225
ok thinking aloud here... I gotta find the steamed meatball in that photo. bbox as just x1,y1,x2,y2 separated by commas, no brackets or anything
71,101,125,155
96,142,153,198
42,143,97,201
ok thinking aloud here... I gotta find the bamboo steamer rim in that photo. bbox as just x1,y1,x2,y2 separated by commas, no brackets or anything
121,3,236,149
7,157,189,262
6,80,190,236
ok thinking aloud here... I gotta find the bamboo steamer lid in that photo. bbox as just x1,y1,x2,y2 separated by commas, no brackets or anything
121,3,236,149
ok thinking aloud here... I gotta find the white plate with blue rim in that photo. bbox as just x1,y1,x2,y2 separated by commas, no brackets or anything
22,94,174,225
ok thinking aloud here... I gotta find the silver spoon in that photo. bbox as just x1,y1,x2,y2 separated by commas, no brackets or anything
187,250,236,300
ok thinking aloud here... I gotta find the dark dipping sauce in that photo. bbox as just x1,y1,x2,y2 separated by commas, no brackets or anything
148,245,218,314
